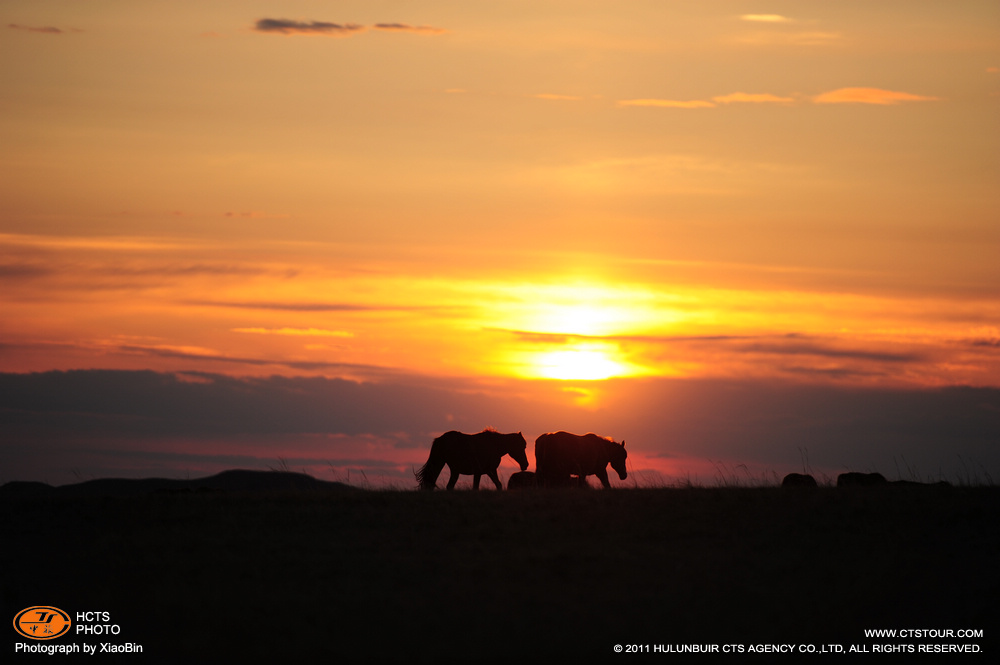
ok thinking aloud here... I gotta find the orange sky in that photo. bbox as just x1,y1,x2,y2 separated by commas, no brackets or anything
2,2,999,485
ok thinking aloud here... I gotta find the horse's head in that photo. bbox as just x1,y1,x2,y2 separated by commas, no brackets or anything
609,440,627,481
508,432,529,471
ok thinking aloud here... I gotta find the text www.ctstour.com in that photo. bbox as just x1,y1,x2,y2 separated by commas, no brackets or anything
613,628,985,656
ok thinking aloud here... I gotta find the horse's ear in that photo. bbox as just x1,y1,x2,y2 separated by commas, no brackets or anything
622,440,626,448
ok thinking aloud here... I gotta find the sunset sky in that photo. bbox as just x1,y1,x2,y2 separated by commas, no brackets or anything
2,1,999,487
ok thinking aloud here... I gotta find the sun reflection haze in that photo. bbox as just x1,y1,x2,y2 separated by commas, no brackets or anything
481,282,674,380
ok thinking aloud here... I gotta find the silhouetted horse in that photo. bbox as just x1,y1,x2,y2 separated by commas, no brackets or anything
782,473,817,488
416,429,528,490
535,431,627,489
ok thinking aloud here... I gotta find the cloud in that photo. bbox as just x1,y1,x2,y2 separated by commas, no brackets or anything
0,263,52,281
499,329,922,365
222,210,290,219
186,299,413,312
3,371,999,486
618,93,794,109
738,30,846,47
736,13,846,47
372,23,447,35
617,99,716,109
814,87,939,105
788,32,846,46
253,19,447,37
740,14,795,23
496,328,762,345
533,93,583,101
8,23,74,35
0,370,447,437
115,344,392,375
232,327,354,338
733,341,922,364
712,92,794,104
254,18,366,36
618,88,937,111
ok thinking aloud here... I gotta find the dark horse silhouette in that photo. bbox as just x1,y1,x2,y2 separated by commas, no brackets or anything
535,431,627,488
416,429,529,490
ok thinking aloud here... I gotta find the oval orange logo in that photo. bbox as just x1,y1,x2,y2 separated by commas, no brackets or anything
13,606,71,640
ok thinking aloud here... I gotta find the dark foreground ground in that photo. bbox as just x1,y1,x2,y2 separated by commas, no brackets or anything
2,474,997,662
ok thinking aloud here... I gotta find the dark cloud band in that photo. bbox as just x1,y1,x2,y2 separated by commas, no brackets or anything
254,19,446,36
254,19,365,36
8,23,73,35
2,370,998,486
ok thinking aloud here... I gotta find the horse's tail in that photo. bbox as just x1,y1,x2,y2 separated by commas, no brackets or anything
415,438,446,490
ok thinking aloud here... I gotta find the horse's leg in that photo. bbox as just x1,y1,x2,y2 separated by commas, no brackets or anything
472,474,481,490
446,466,459,490
595,468,611,488
487,470,502,490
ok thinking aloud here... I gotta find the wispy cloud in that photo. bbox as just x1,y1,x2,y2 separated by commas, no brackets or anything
533,93,583,101
740,14,795,24
372,23,447,35
186,299,440,314
617,99,716,109
116,344,388,374
222,210,290,219
712,92,795,104
497,329,922,364
254,18,365,36
8,23,78,35
232,327,354,338
618,93,794,109
0,262,53,281
496,329,763,346
0,233,186,252
814,87,939,105
254,19,447,37
738,30,846,47
187,300,382,312
787,31,846,46
734,340,922,364
619,89,936,110
736,13,845,47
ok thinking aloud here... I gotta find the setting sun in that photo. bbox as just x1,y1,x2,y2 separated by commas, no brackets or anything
534,347,628,381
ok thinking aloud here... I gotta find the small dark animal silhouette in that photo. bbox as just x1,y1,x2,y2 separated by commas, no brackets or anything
782,473,817,488
837,472,888,487
415,429,528,490
506,471,537,490
535,431,627,489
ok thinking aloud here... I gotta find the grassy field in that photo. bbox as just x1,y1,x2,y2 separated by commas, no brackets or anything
3,481,997,661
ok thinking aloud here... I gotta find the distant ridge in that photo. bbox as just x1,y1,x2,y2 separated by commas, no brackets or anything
0,469,356,498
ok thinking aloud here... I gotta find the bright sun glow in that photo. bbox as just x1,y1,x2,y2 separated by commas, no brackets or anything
491,282,685,338
532,303,620,337
534,348,627,380
478,282,678,381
